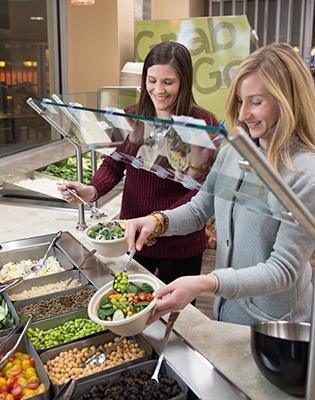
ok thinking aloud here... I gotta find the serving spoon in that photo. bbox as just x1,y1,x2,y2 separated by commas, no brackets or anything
82,335,125,368
30,231,62,274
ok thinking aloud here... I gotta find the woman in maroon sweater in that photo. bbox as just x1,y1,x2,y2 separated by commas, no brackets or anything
59,41,219,284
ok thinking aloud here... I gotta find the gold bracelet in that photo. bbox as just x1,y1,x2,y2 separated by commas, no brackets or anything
145,211,167,247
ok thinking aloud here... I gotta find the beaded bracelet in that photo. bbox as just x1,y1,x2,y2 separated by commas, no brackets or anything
145,211,169,247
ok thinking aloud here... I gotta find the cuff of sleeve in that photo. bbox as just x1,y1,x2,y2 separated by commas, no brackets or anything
211,268,240,298
91,185,99,201
209,272,219,294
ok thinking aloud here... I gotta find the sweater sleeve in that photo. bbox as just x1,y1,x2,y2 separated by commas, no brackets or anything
214,152,315,300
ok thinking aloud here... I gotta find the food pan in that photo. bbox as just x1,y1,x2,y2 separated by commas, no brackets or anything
14,284,97,321
40,331,153,395
0,241,74,283
0,290,19,338
28,309,105,352
0,333,51,399
8,270,90,302
72,359,188,399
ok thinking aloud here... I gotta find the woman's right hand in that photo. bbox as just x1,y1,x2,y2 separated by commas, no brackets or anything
57,181,96,204
125,216,157,252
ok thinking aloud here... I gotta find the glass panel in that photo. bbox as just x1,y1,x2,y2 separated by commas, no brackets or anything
0,0,57,158
26,98,298,227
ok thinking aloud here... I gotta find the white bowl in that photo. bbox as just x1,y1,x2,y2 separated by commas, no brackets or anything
88,274,160,336
85,220,128,257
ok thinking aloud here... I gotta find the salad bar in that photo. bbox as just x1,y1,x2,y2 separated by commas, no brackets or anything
0,231,249,400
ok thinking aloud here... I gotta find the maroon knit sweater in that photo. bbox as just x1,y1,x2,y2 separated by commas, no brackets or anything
91,105,219,259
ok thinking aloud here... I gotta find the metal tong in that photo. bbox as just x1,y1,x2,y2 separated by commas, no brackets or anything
65,188,106,218
151,311,180,382
0,316,32,369
0,277,23,294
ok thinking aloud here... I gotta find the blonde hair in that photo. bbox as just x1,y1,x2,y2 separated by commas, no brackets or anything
225,42,315,171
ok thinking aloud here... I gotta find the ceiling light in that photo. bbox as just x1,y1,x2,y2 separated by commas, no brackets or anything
70,0,95,5
30,16,45,21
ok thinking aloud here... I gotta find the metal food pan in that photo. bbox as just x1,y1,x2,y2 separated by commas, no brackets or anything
28,308,105,352
0,241,74,283
0,291,19,338
72,359,189,399
8,270,90,302
40,331,153,395
14,284,97,321
0,334,51,399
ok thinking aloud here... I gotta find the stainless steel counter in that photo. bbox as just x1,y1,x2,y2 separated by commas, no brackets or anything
0,203,297,400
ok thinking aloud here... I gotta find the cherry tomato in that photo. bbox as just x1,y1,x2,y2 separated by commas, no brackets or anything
10,383,22,399
138,292,146,301
145,293,154,302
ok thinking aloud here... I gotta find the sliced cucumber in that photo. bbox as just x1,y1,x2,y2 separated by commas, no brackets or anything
112,309,125,321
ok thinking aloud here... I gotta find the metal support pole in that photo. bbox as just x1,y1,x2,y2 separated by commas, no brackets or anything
27,97,87,230
73,144,87,231
90,149,102,220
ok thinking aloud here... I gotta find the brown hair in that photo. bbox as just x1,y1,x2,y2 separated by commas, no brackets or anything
137,41,196,117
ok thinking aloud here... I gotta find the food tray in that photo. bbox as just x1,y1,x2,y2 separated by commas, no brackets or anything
40,331,153,395
0,290,19,338
0,333,51,399
8,270,90,302
14,284,97,321
28,308,105,352
0,239,74,282
72,359,189,399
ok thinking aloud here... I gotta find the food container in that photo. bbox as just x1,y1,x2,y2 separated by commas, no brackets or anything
28,309,105,352
72,359,189,399
0,240,73,282
88,274,161,336
0,290,19,338
85,220,128,257
8,270,89,302
40,331,153,395
14,284,97,321
0,333,51,399
251,320,310,397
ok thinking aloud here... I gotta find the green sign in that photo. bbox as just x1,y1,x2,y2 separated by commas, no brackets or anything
135,16,251,121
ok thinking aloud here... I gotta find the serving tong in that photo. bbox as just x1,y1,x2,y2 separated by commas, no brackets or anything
0,277,23,294
0,316,32,369
151,311,180,383
65,188,106,218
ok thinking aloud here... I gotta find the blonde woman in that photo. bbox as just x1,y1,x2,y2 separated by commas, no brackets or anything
126,43,315,325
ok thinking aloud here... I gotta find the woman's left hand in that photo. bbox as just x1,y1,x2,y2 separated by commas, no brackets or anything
147,274,218,324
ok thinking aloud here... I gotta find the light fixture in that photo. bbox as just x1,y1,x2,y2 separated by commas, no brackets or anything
70,0,95,5
30,16,45,21
0,61,6,68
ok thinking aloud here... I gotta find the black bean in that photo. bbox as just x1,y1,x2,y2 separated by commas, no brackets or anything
75,369,182,400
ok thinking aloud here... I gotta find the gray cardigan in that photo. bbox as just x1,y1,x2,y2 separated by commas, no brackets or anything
164,143,315,325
